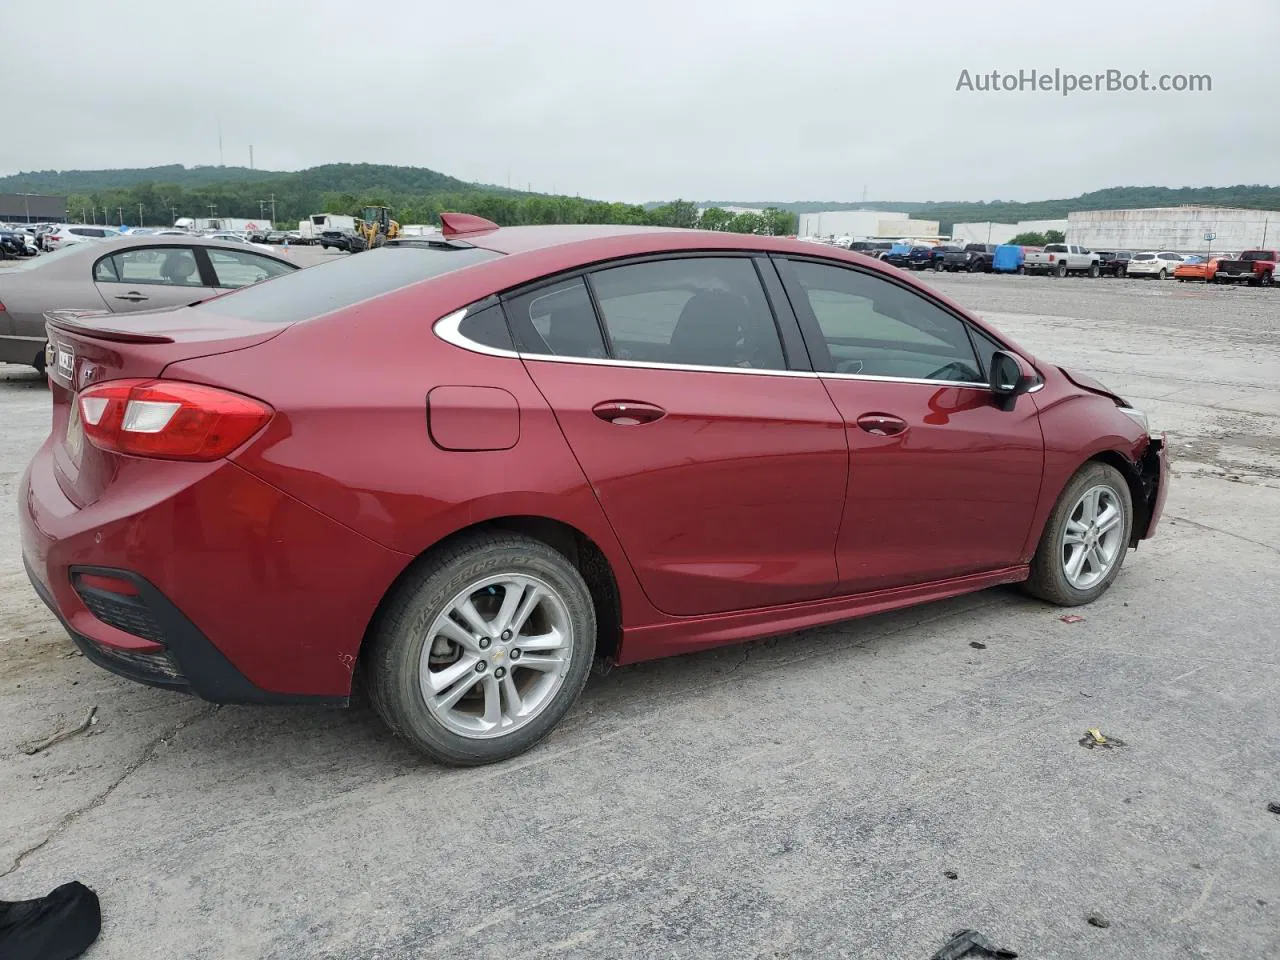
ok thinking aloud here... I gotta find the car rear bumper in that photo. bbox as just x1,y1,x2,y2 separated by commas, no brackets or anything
19,440,409,703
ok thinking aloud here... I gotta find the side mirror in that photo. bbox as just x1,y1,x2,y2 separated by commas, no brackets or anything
989,350,1040,411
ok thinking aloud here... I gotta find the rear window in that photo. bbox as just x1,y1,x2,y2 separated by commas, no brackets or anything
1043,244,1067,253
196,245,501,322
1241,250,1275,261
1132,253,1156,261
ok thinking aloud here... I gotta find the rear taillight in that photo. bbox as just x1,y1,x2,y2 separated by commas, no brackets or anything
78,379,272,461
1048,254,1056,262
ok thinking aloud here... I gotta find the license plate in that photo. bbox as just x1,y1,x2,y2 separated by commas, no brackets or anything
65,394,84,465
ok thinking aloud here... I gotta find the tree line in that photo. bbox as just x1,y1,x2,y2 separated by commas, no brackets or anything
57,182,798,236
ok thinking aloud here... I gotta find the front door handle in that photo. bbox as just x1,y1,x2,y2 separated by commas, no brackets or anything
592,400,666,425
856,413,908,436
114,291,149,302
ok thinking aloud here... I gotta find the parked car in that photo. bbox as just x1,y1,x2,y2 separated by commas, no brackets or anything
848,240,894,259
1025,244,1101,278
991,244,1026,274
883,243,933,270
321,229,360,252
0,235,296,371
265,231,288,244
19,216,1168,765
43,224,117,251
1125,251,1185,280
1213,249,1277,286
923,245,959,271
941,243,996,273
1175,256,1224,282
0,227,35,259
1095,251,1134,278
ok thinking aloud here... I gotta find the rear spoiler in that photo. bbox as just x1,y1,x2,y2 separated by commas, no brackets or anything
44,309,175,344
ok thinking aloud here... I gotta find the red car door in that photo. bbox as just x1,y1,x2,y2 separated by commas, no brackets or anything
503,258,848,617
777,256,1044,593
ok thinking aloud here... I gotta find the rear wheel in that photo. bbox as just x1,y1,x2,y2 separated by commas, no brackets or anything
1023,463,1133,606
367,532,596,765
1055,262,1067,278
1158,268,1167,280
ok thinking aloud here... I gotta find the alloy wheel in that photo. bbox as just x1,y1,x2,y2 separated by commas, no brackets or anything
1061,485,1125,590
419,574,574,739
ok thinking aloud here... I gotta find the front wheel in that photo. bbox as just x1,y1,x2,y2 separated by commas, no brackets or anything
367,532,596,765
1088,263,1100,278
1116,265,1126,278
933,260,943,272
1261,271,1274,287
1023,463,1133,606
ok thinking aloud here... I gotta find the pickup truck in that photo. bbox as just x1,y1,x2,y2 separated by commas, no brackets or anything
940,243,996,273
1024,243,1100,278
1213,249,1277,286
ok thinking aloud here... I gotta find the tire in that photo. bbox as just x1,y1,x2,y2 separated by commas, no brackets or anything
933,260,943,272
1158,268,1167,280
1261,271,1274,287
1088,263,1100,278
968,259,981,273
367,532,597,766
1022,462,1133,606
1055,262,1067,278
1116,265,1126,278
1016,265,1025,275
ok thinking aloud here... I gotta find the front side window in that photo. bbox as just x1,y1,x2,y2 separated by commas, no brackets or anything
94,247,204,287
206,248,295,288
786,259,983,383
588,257,786,370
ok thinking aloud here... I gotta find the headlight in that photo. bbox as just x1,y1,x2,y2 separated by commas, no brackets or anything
1120,407,1149,431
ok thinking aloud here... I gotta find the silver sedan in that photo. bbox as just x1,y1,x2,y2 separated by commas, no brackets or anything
0,234,297,371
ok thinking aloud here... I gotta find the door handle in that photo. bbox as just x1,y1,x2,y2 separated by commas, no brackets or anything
114,292,149,302
592,400,666,425
856,413,908,436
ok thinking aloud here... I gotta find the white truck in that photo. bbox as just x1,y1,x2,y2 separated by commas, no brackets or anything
302,214,358,248
1024,243,1100,278
172,216,272,234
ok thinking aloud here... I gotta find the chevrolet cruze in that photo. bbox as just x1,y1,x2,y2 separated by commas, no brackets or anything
20,214,1168,765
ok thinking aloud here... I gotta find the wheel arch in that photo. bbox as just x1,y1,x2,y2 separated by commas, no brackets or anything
1085,450,1149,547
360,515,624,671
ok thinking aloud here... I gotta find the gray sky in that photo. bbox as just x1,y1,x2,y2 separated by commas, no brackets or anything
5,0,1278,203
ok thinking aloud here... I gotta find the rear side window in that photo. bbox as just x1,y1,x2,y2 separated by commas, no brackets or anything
196,245,500,322
589,257,786,370
505,277,607,359
206,248,295,288
458,303,514,351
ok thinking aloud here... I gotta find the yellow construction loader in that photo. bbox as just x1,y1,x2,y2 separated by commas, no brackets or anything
355,206,400,250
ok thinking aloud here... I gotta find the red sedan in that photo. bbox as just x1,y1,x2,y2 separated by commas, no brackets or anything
20,214,1168,765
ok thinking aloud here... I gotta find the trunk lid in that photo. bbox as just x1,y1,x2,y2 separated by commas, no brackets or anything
45,306,288,508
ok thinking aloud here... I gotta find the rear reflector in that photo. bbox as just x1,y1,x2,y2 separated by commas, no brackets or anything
77,379,272,461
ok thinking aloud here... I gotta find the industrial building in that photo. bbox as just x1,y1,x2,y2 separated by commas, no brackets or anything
798,210,940,240
1066,207,1277,253
0,192,66,224
952,219,1069,245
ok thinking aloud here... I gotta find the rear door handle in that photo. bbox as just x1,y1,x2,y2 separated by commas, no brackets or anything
114,292,149,302
856,413,908,436
592,400,666,425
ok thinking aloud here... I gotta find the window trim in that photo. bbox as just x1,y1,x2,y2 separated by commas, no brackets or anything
772,253,1007,387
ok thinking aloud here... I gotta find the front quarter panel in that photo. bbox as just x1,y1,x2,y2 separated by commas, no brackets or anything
1022,371,1151,559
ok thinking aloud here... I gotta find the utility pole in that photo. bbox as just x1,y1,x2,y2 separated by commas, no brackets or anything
218,116,224,166
249,144,254,170
117,207,124,226
258,200,267,220
208,204,218,217
1263,217,1270,247
268,193,277,225
170,205,178,225
137,202,145,227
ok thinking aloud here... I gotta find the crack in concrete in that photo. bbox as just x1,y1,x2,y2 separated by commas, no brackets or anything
0,704,220,880
1167,515,1280,556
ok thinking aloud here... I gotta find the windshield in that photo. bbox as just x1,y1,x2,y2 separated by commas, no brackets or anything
197,244,501,322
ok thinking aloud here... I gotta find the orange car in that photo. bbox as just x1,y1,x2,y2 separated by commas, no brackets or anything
1175,256,1224,281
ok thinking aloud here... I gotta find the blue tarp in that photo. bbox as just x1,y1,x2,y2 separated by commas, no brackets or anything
888,242,913,256
993,244,1024,272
